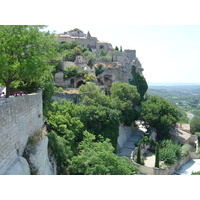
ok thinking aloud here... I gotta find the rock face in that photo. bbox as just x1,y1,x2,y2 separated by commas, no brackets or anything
26,136,55,175
4,156,31,175
4,136,56,175
54,49,144,89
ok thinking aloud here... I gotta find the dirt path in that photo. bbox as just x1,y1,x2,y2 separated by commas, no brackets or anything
144,152,155,167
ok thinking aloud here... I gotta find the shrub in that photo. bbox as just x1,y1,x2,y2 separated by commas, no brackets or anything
192,171,200,175
63,66,78,79
181,144,191,157
95,64,104,76
57,87,65,93
159,140,181,165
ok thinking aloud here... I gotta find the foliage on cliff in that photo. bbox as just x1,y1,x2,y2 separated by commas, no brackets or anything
129,66,148,101
69,131,139,175
58,41,93,62
110,82,140,126
140,94,179,140
47,82,141,174
79,82,141,127
46,98,139,174
63,65,88,80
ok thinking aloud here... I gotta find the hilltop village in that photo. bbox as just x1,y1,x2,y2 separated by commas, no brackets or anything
0,26,199,175
55,29,143,91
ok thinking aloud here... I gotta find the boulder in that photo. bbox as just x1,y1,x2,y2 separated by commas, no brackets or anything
28,136,53,175
4,156,31,175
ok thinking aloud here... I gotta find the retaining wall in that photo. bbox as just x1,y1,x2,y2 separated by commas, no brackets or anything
52,92,80,103
130,147,200,175
0,90,44,174
117,124,136,153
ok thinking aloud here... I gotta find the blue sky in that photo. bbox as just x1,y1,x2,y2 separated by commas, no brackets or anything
46,25,200,84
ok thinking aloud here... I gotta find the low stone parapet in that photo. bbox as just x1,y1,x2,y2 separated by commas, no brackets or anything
130,147,200,175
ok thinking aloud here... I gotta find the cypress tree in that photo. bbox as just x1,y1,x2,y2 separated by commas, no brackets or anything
155,142,160,168
115,46,119,51
136,143,141,164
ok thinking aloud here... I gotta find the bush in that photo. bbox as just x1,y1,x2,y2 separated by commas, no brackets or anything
136,145,141,164
63,66,78,79
56,87,65,93
95,64,104,76
159,140,181,165
181,144,191,157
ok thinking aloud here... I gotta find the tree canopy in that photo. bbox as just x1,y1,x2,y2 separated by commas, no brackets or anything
129,66,148,101
69,131,139,175
140,95,179,140
0,25,59,97
190,116,200,133
110,82,140,126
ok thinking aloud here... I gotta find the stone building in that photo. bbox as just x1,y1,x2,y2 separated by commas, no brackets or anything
56,29,144,90
58,29,111,52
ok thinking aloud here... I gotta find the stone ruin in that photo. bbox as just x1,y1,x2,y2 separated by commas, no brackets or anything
55,30,144,90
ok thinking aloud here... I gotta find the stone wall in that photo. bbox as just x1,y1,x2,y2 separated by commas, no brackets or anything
0,90,44,175
53,92,80,103
117,124,135,153
130,147,200,175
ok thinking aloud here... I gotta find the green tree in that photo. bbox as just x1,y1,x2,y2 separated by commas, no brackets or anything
95,64,104,76
159,140,181,165
190,116,200,133
69,131,139,175
110,82,140,105
48,131,73,174
79,82,110,107
140,95,179,140
83,50,95,61
129,66,148,101
155,142,160,168
136,143,142,164
46,100,85,149
110,82,140,126
115,46,119,51
87,59,93,68
87,45,92,52
0,25,59,97
63,65,78,79
78,104,120,149
83,73,95,83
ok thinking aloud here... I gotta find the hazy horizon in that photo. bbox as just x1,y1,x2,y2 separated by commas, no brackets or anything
148,82,200,86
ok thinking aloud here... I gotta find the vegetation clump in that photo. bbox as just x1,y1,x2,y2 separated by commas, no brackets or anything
140,94,179,141
159,140,181,165
0,25,59,98
69,131,139,175
129,66,148,101
45,81,143,174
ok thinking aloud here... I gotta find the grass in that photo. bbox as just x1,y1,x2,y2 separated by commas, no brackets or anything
27,125,47,146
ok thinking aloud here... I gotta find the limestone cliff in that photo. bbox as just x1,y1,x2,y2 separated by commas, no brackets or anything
4,128,56,175
4,156,31,175
23,126,56,175
24,136,56,175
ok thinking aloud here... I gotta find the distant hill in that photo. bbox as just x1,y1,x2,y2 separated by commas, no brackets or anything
148,83,200,93
148,82,200,87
